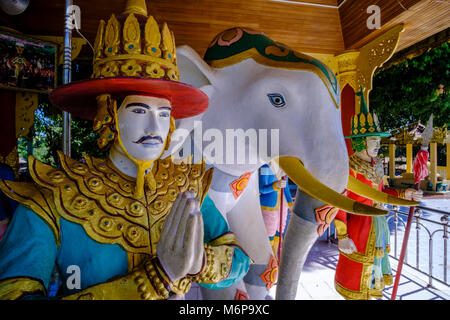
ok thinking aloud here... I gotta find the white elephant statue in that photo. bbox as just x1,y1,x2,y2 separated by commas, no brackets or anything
166,27,417,300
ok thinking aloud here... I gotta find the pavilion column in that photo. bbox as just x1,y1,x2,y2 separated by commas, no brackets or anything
389,143,396,179
430,142,437,191
406,143,413,173
447,142,450,180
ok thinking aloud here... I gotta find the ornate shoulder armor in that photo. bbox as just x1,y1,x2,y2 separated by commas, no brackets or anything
349,154,384,185
1,152,213,257
0,174,60,245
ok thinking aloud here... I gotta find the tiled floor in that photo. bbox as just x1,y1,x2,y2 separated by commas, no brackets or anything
267,240,450,300
188,239,450,300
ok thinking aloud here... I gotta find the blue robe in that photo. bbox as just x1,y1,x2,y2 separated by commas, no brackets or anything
0,195,250,298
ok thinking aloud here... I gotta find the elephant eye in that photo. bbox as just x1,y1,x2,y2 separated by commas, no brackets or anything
267,93,286,108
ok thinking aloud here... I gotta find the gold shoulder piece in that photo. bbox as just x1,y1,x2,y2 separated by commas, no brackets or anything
160,157,213,205
58,152,152,254
28,153,151,254
172,158,213,205
0,277,46,300
0,178,60,245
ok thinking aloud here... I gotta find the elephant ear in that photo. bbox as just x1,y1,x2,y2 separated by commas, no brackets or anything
177,45,218,90
161,45,217,160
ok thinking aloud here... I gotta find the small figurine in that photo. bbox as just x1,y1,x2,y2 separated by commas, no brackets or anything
259,162,293,260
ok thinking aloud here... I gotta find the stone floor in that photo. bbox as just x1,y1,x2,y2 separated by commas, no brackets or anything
267,240,450,300
187,239,450,300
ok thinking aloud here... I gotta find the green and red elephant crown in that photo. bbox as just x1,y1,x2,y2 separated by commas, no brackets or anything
204,27,340,109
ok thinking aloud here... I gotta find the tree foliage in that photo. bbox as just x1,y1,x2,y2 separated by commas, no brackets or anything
370,42,449,131
18,59,106,165
18,97,105,165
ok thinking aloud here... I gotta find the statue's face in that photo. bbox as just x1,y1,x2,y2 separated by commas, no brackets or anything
366,136,381,158
117,95,171,162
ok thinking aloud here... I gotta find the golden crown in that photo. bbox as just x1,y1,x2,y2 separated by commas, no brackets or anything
91,0,179,82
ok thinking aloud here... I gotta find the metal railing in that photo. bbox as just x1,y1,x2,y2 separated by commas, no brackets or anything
386,205,449,288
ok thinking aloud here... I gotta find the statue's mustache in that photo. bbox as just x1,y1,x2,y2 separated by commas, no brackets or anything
134,135,163,144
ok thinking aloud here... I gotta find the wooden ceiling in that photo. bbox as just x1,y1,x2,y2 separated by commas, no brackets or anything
340,0,450,52
0,0,448,59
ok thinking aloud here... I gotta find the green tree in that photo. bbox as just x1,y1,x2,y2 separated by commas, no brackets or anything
370,42,449,131
18,59,105,165
18,96,106,166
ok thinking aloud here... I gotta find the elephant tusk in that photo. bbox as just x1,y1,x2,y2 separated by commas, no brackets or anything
275,157,388,217
347,175,419,206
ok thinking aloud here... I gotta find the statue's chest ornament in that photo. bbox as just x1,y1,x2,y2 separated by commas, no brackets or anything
349,154,384,185
31,152,209,256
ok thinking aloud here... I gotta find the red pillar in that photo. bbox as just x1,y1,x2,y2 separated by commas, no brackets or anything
340,84,355,156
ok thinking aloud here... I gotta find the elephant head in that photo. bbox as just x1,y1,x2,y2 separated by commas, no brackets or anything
173,28,406,215
171,28,417,299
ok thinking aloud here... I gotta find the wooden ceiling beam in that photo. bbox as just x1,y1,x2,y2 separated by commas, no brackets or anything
339,0,450,52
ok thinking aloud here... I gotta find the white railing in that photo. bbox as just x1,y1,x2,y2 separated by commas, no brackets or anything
327,204,449,288
386,205,449,288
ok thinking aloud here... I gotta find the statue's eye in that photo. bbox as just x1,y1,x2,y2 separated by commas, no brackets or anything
267,93,286,108
131,108,146,114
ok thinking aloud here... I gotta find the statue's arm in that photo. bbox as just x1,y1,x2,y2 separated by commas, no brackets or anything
381,181,423,201
333,169,359,254
0,205,57,300
197,195,251,289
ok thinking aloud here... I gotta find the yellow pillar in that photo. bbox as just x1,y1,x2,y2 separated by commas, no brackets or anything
389,143,396,179
406,143,413,173
430,142,437,191
447,143,450,180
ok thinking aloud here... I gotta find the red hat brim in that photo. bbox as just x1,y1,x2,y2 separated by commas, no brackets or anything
49,77,209,120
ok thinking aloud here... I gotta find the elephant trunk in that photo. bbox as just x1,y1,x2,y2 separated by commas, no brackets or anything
275,212,317,300
275,190,324,300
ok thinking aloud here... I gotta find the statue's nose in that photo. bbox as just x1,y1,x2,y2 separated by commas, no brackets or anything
144,111,160,134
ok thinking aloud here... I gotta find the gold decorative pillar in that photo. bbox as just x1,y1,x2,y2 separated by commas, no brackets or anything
447,142,450,180
430,142,437,191
16,92,39,139
332,24,405,114
0,92,39,177
389,143,396,179
334,50,360,95
406,143,413,173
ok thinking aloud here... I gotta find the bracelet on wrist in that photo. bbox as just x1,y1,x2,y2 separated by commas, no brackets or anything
337,233,349,240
